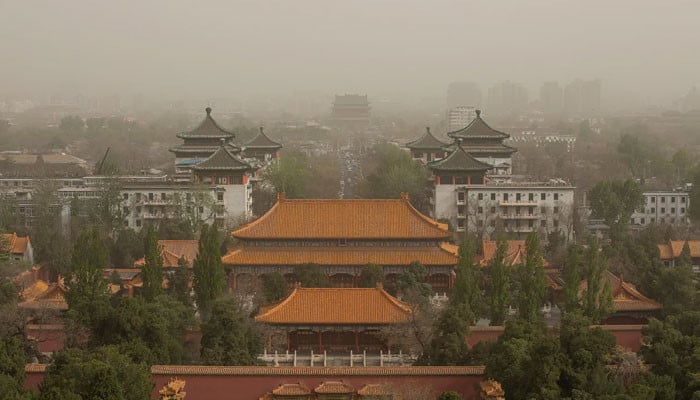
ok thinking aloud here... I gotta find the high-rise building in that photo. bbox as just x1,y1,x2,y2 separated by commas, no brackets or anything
447,106,478,132
487,81,528,116
447,82,482,109
564,79,601,116
540,81,563,115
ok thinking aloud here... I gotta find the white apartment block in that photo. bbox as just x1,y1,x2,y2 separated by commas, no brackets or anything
435,181,575,239
631,190,690,227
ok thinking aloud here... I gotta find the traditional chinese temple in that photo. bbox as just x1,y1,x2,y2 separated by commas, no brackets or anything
242,127,282,163
169,107,241,180
255,286,412,353
405,127,448,162
222,194,459,292
446,109,517,175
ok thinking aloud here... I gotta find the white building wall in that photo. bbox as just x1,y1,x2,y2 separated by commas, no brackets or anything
631,191,690,226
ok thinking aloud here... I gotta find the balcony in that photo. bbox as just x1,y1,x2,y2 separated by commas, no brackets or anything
500,213,539,219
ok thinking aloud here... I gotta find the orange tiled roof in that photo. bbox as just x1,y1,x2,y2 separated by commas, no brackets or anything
134,240,199,268
255,287,412,325
222,243,458,266
579,271,661,312
18,280,68,311
479,240,549,267
272,383,311,396
233,195,451,240
21,280,49,301
315,381,354,394
657,240,700,260
1,233,30,255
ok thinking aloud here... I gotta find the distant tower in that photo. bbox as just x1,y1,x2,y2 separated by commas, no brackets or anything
331,94,371,130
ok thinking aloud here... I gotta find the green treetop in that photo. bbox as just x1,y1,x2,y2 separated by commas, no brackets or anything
192,225,226,319
140,226,163,301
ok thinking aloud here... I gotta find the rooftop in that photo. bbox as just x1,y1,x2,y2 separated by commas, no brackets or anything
579,271,662,312
244,127,282,150
222,243,458,266
406,127,448,150
1,233,30,255
255,287,412,325
428,146,491,172
176,108,236,139
192,145,252,171
447,110,510,140
233,194,451,240
657,240,700,259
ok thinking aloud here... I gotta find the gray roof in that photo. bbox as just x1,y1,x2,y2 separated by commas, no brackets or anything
428,146,492,172
447,110,510,140
406,127,448,150
244,127,282,149
176,108,236,139
193,146,252,171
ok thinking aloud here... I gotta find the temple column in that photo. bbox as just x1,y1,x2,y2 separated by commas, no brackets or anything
467,175,471,185
318,330,323,353
354,330,359,353
286,330,291,352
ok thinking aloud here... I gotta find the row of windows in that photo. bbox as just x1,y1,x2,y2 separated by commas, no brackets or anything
457,219,559,229
457,205,560,215
632,217,686,225
247,240,439,247
647,196,687,204
458,191,562,202
644,207,685,214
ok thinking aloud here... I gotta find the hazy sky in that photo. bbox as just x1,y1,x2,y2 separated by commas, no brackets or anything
1,0,698,106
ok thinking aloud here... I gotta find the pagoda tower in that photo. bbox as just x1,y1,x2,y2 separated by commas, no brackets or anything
169,107,240,181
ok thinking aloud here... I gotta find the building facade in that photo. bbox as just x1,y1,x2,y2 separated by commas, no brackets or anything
447,106,478,133
631,189,690,227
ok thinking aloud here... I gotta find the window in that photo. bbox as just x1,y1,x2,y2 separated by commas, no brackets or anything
671,207,676,213
641,218,645,224
477,206,483,214
491,193,496,201
458,205,465,215
528,220,534,228
681,208,686,214
529,207,535,215
671,197,676,203
661,208,666,213
554,207,559,214
457,219,465,229
651,207,655,213
541,193,546,200
161,193,166,201
682,197,686,203
554,193,559,200
516,193,522,201
458,192,465,202
661,197,666,203
478,193,483,200
455,176,467,184
338,239,347,246
136,220,142,228
553,219,559,228
490,207,496,214
198,207,204,213
148,193,154,201
490,220,496,227
503,193,509,201
123,193,128,200
122,207,129,215
477,220,483,227
217,192,224,201
541,206,546,214
529,193,534,201
216,176,228,184
651,197,656,203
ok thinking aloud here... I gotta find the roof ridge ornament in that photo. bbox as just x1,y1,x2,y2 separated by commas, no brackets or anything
475,109,481,118
205,107,212,116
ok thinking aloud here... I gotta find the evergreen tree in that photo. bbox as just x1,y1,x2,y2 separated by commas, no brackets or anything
167,257,193,308
357,264,384,288
65,227,109,321
487,240,510,325
582,237,613,323
260,272,288,302
140,226,163,301
192,225,226,318
515,233,547,323
293,264,329,288
562,244,583,313
677,241,692,268
451,239,481,319
200,296,262,365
